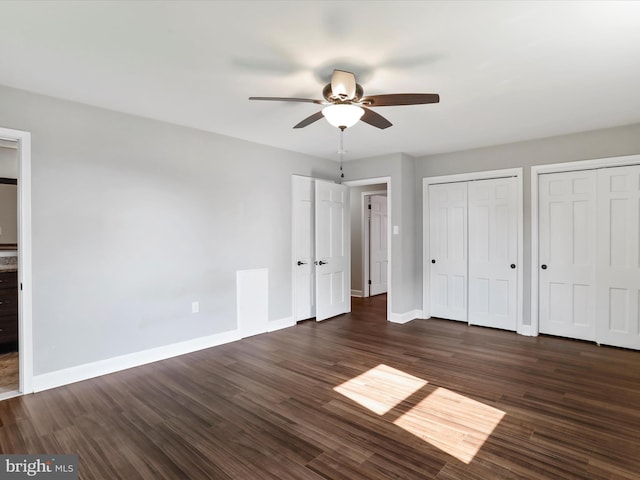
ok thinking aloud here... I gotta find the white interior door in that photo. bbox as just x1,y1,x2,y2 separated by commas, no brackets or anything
468,177,518,331
596,166,640,350
429,182,467,321
315,180,350,321
292,176,315,321
538,170,596,341
369,195,388,296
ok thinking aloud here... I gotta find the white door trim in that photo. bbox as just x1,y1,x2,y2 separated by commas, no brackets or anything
531,153,640,337
0,127,33,395
361,190,386,298
422,168,524,333
344,177,392,321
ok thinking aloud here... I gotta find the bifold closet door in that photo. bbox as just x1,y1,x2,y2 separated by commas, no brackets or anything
429,182,468,321
468,177,518,331
596,166,640,350
538,171,596,341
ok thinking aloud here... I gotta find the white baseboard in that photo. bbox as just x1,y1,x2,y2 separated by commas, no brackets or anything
268,316,294,332
351,289,363,297
389,309,424,324
32,329,241,393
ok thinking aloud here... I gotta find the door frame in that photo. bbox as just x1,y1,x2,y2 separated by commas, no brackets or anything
0,127,33,397
361,189,387,298
531,153,640,337
343,177,392,321
422,168,524,333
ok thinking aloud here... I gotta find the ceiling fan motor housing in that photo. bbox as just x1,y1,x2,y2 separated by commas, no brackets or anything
323,83,364,103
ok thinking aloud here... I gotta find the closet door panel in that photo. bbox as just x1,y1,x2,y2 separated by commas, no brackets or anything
429,183,468,321
468,177,518,331
538,171,596,341
596,166,640,350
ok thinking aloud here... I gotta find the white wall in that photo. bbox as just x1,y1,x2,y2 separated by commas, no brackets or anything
0,84,337,376
415,122,640,326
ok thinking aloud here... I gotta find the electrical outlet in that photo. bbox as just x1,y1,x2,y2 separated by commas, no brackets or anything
191,301,199,314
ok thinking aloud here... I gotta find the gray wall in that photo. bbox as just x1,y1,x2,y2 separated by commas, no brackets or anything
343,153,419,315
3,79,640,377
0,85,337,375
415,122,640,326
349,183,386,294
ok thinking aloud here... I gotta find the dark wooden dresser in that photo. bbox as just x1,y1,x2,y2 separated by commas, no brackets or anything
0,270,18,347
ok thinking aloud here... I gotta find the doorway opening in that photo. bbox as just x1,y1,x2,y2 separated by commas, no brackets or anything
344,177,391,321
0,127,32,400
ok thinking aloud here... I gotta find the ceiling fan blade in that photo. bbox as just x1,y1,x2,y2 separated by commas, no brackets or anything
249,97,324,104
361,93,440,107
293,111,324,129
331,70,357,100
361,108,392,129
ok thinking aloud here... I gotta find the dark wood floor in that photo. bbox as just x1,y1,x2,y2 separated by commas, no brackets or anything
1,295,639,479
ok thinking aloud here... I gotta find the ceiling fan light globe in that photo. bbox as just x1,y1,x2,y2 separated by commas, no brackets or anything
322,104,364,129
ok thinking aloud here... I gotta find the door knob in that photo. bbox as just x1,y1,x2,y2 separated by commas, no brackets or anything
431,259,436,264
297,261,307,266
318,260,327,265
541,264,547,270
510,264,516,269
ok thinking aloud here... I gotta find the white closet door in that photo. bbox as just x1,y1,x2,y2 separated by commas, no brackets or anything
538,171,596,341
369,195,388,296
292,176,315,321
596,166,640,350
468,177,518,331
315,180,350,321
429,182,467,321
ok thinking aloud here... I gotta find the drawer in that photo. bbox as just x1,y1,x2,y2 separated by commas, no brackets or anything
0,290,17,315
0,272,17,290
0,314,17,344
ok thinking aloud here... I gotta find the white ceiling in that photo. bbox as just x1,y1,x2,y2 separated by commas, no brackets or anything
1,1,640,161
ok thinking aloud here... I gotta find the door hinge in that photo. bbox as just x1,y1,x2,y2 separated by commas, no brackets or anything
368,204,371,209
368,280,372,285
20,283,22,291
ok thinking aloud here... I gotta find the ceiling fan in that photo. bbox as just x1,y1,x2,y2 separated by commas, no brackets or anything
249,69,440,130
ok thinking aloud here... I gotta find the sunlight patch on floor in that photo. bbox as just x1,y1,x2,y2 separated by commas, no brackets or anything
334,364,505,464
393,386,505,464
333,364,427,415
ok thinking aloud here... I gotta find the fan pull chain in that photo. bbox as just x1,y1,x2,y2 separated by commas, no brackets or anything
338,127,345,181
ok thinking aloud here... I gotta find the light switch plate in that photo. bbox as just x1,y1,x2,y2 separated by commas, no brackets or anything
393,225,399,235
